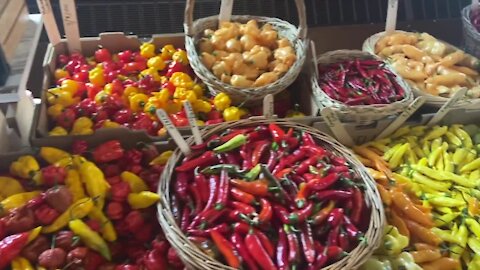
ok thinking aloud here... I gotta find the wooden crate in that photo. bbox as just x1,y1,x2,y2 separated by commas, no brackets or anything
0,0,28,62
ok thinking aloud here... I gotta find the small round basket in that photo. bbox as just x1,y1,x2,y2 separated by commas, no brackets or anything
184,0,308,104
311,49,413,123
157,119,385,270
363,31,480,109
462,5,480,59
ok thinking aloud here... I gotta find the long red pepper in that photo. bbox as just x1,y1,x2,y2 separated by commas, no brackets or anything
229,201,256,215
309,201,335,226
327,208,344,228
295,155,322,175
295,183,309,209
245,232,278,270
231,179,269,197
284,225,300,265
306,172,339,191
246,126,270,142
210,230,240,268
299,223,316,264
175,151,217,172
230,188,257,205
232,223,274,257
214,170,229,210
174,172,191,200
301,132,316,147
0,231,30,268
252,140,270,166
327,222,341,246
190,183,204,214
309,190,353,202
180,205,191,231
266,150,279,171
338,228,350,252
231,233,259,270
287,202,313,224
350,187,364,225
268,123,286,143
194,172,210,203
258,198,273,223
276,227,289,270
188,223,230,237
224,152,240,166
343,215,364,242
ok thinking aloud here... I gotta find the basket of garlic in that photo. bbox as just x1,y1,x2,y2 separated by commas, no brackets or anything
363,30,480,108
184,0,307,104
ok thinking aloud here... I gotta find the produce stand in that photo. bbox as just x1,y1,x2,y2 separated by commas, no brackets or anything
1,0,480,269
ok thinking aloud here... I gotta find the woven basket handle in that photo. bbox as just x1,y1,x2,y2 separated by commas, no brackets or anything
184,0,307,40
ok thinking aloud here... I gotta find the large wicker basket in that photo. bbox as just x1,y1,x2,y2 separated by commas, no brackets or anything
363,30,480,109
462,5,480,59
157,119,385,270
311,50,414,123
184,0,308,104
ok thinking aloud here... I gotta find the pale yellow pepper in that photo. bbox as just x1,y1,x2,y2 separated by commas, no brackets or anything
71,117,94,135
128,191,161,209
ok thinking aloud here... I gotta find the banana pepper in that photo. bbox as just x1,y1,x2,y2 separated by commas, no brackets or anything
120,171,148,193
213,93,231,111
1,191,41,214
0,176,24,198
88,206,117,242
65,169,86,202
69,219,111,260
128,191,160,209
42,197,94,233
149,150,173,165
49,126,68,136
78,161,110,209
71,117,94,135
11,256,34,270
40,147,70,164
10,155,39,179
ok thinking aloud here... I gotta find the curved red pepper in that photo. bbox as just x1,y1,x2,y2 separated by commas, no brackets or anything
210,230,240,268
247,126,270,142
180,205,191,231
343,215,364,242
309,190,353,202
252,140,270,166
0,231,30,268
327,208,344,228
301,132,316,146
214,170,229,210
194,172,210,203
295,155,322,175
240,144,253,170
231,232,259,270
229,201,256,215
230,188,257,205
268,123,286,143
327,221,341,246
284,225,300,265
287,202,313,224
231,179,269,197
276,227,288,270
309,201,335,226
258,198,273,224
299,223,316,264
295,183,309,209
350,187,364,225
175,151,217,172
245,232,278,270
190,183,204,215
338,228,350,252
306,172,340,191
188,223,230,237
266,150,279,171
232,223,274,257
173,172,191,201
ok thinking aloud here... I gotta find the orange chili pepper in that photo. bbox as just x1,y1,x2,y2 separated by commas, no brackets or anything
414,243,437,251
388,208,410,239
404,219,442,246
258,198,273,223
295,183,309,209
421,257,460,270
353,146,393,179
231,179,269,197
275,168,293,178
367,168,389,186
376,183,392,206
391,190,434,228
410,249,442,264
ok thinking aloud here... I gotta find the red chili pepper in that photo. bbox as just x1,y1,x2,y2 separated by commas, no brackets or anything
245,232,278,270
258,198,273,224
338,228,350,252
231,223,274,257
246,126,270,142
202,175,219,213
287,202,313,225
299,145,326,156
308,248,328,270
350,187,364,225
268,123,286,143
210,230,240,268
327,208,344,228
326,246,348,261
229,201,256,215
188,223,230,237
306,172,340,191
230,188,257,205
194,172,210,203
231,232,259,270
34,204,60,225
299,222,316,264
174,172,191,201
224,152,240,166
190,183,203,214
214,170,229,210
227,210,243,223
180,206,191,231
170,194,181,225
0,231,30,268
195,208,227,230
273,149,306,174
284,225,300,265
295,155,322,175
273,204,290,224
276,227,289,270
295,183,309,209
41,165,67,186
309,201,335,226
301,132,316,146
231,179,269,197
309,190,353,202
252,140,270,166
343,215,364,242
240,145,253,170
266,150,279,171
92,140,125,163
327,221,342,246
175,151,218,172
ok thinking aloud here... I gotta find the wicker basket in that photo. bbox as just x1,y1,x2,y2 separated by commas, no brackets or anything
311,50,413,123
184,0,307,104
462,5,480,59
363,30,480,109
157,119,385,270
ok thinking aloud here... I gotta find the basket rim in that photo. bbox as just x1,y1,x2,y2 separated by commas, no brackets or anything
362,30,480,108
311,49,414,113
157,119,385,270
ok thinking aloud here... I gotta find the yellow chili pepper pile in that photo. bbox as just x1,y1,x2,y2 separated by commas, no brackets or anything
356,124,480,270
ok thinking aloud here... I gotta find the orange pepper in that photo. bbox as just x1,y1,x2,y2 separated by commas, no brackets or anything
367,168,389,186
404,219,442,246
421,257,460,270
391,190,434,228
376,183,392,206
353,146,393,179
468,197,480,216
388,208,410,239
410,249,442,264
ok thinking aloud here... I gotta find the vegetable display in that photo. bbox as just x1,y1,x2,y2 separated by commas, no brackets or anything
317,59,406,106
373,31,480,99
0,141,183,269
169,123,372,269
355,124,480,269
199,20,297,88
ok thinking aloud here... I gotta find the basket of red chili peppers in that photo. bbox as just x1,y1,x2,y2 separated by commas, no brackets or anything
311,50,413,123
157,119,385,270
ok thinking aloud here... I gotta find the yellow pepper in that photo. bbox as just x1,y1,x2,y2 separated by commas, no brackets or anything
49,126,68,136
144,102,159,118
174,87,197,103
192,99,212,113
197,120,205,126
54,68,69,80
47,104,64,119
0,176,23,198
461,157,480,173
172,50,189,64
54,156,73,168
153,88,170,104
61,79,79,95
11,256,34,270
28,226,42,243
128,191,160,209
69,219,111,260
78,161,110,209
88,206,117,242
170,72,194,88
65,169,86,202
223,106,242,121
89,67,106,87
214,93,232,111
192,84,204,97
140,43,156,59
140,67,162,82
72,155,87,168
286,109,305,118
102,120,121,128
0,191,40,215
42,197,94,233
150,150,173,165
40,147,70,164
147,56,166,70
165,99,182,114
129,93,149,112
121,171,148,193
160,44,176,60
46,90,78,107
10,155,40,179
123,85,139,104
94,90,109,104
71,117,94,135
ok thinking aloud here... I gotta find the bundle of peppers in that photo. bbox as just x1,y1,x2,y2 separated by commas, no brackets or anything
170,123,372,269
355,124,480,270
317,59,406,106
1,140,183,270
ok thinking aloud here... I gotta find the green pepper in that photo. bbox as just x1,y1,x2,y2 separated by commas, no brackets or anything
244,164,261,181
213,134,247,153
201,164,246,176
376,225,409,256
360,256,393,270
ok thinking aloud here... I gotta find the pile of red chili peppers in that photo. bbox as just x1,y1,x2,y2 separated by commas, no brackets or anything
317,59,406,106
171,123,371,269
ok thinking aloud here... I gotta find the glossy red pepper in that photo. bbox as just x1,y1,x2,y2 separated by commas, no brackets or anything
0,231,30,268
343,215,364,242
72,140,88,155
174,172,191,201
295,155,322,175
258,198,273,224
338,228,350,252
246,126,270,142
299,223,316,264
287,202,313,225
309,248,328,270
231,223,274,257
194,172,210,203
231,179,269,197
309,190,353,202
301,132,316,146
190,183,203,214
180,205,191,231
299,145,326,157
188,223,230,237
245,232,278,270
175,151,218,172
276,227,289,270
240,144,253,170
327,208,344,228
214,170,229,210
92,140,125,163
266,150,279,171
252,140,270,166
229,201,256,215
284,225,300,265
210,230,240,268
231,232,259,270
195,208,227,230
273,149,306,174
230,188,257,205
327,221,342,246
224,152,240,166
350,187,364,225
306,172,340,191
295,183,309,209
309,201,335,226
268,123,286,143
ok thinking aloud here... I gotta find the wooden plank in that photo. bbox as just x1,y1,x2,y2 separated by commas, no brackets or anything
0,0,9,15
0,1,25,44
3,6,28,62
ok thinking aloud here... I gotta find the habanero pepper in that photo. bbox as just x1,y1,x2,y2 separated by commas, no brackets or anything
210,230,240,268
92,140,124,163
175,151,217,172
245,231,278,270
231,233,259,270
